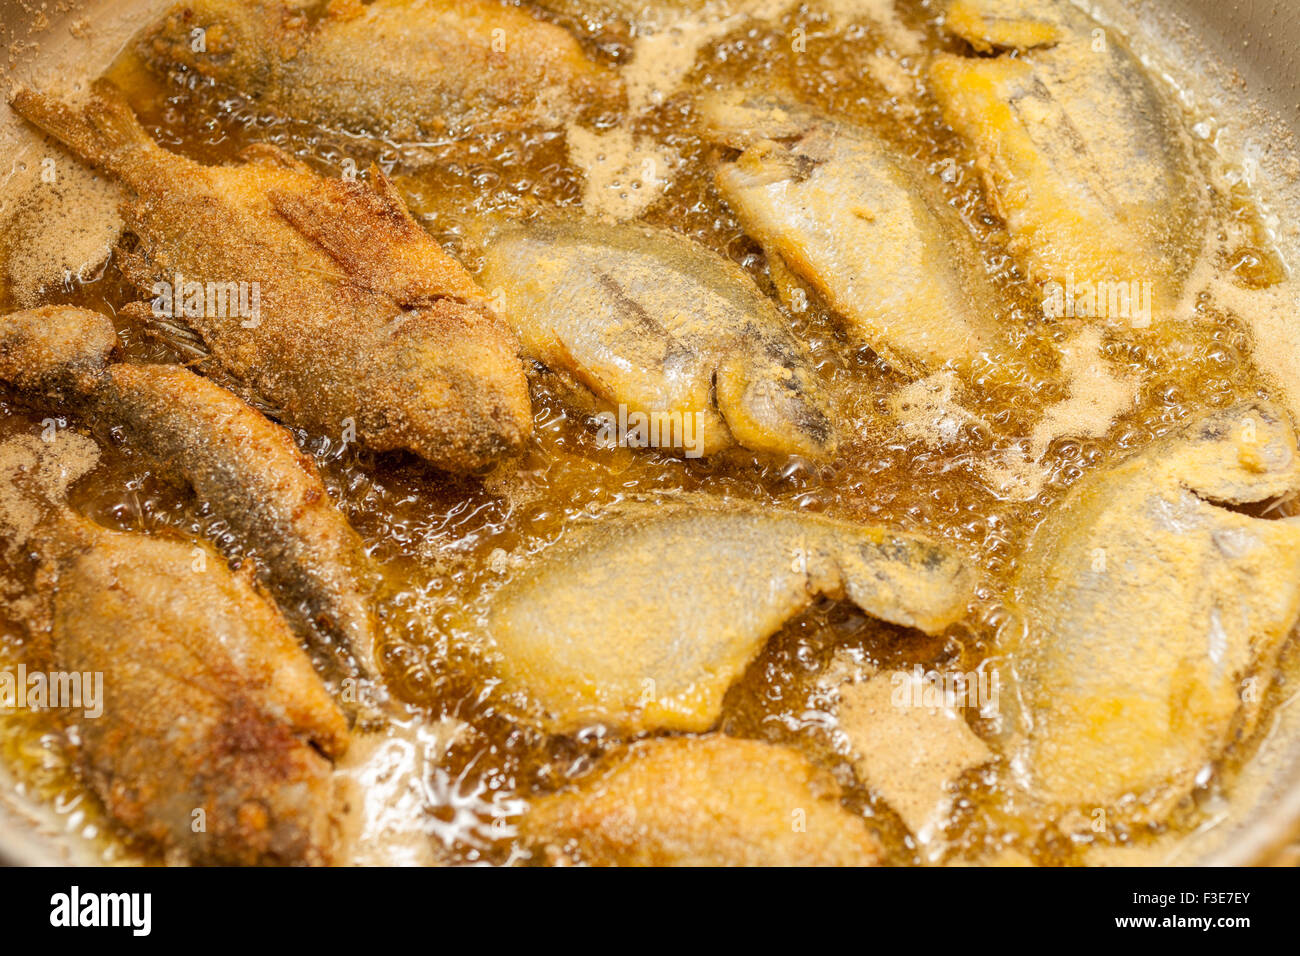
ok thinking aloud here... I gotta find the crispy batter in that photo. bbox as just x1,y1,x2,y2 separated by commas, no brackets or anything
931,0,1207,313
488,499,975,734
1011,402,1300,815
8,83,532,473
943,0,1065,52
480,218,836,459
139,0,623,137
34,514,348,865
0,306,379,683
704,93,1002,376
523,735,883,866
0,305,116,399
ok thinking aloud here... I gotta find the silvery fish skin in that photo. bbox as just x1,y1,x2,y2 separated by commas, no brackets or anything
523,735,883,866
704,94,1003,376
32,513,348,866
931,0,1207,316
1010,402,1300,814
486,500,975,734
139,0,623,138
479,219,836,459
0,306,380,686
8,82,532,473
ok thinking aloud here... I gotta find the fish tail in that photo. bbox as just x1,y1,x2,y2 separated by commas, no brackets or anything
8,80,155,181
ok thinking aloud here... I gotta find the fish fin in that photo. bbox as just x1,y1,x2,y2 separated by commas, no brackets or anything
8,80,155,181
267,167,487,306
238,142,314,174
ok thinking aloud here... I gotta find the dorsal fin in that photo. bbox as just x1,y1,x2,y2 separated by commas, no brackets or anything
238,142,314,174
267,167,487,305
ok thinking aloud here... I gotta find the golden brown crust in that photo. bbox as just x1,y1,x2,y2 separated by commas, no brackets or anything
0,306,380,684
8,82,533,473
523,736,883,866
39,517,348,865
139,0,624,137
97,363,381,681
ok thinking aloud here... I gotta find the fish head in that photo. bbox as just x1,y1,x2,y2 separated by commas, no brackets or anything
714,340,837,460
360,299,533,473
1161,401,1300,505
696,89,821,150
0,306,115,400
138,0,305,90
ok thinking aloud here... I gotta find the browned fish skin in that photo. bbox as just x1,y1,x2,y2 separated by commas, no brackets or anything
0,306,380,683
0,305,116,400
1009,401,1300,815
523,735,882,866
34,514,348,865
139,0,622,138
97,363,381,680
8,82,532,473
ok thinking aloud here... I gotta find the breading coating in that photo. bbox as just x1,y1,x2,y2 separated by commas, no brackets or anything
523,735,883,866
0,306,379,683
9,82,532,473
139,0,623,138
480,218,835,460
488,499,974,734
34,514,348,865
1011,402,1300,813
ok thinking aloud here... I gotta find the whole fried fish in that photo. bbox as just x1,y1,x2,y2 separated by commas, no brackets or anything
523,735,882,866
0,306,379,685
479,219,835,459
1010,401,1300,815
9,83,532,473
31,512,348,865
139,0,622,138
931,0,1207,318
487,499,974,734
703,93,1003,376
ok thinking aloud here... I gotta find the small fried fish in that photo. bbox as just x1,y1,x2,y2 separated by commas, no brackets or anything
522,735,883,866
139,0,622,138
704,93,1002,376
32,512,348,865
9,83,532,473
931,0,1207,317
1010,401,1300,814
0,306,379,684
479,219,835,459
487,499,974,734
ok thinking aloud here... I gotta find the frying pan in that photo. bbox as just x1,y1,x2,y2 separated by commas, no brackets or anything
0,0,1298,865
